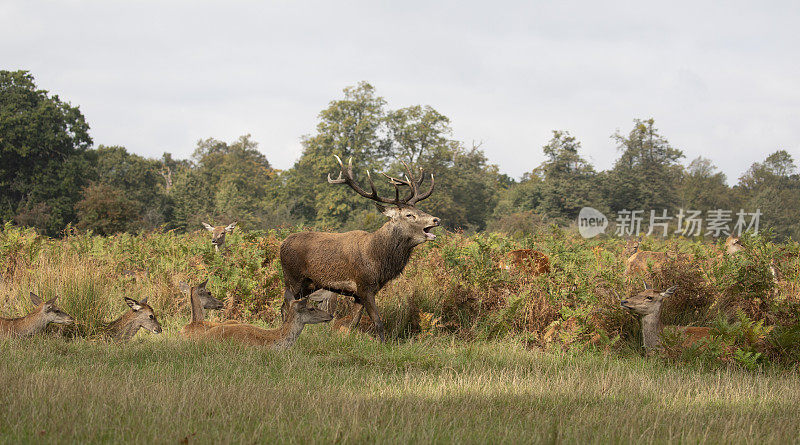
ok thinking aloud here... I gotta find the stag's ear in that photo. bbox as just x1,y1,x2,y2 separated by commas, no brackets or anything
376,203,401,219
30,292,42,306
202,222,214,232
225,222,237,232
178,282,190,294
124,297,142,311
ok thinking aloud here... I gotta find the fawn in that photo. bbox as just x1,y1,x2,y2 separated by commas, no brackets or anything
620,284,710,352
179,279,235,337
0,293,74,338
103,297,163,341
203,298,332,349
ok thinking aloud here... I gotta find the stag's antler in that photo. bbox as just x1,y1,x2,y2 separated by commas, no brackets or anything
327,156,434,206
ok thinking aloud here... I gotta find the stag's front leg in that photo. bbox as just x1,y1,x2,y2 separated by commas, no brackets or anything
360,294,385,342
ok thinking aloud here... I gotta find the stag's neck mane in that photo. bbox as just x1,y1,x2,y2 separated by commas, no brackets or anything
368,220,418,287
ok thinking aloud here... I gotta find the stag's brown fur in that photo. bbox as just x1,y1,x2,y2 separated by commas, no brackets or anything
279,157,439,341
203,299,332,349
0,293,73,338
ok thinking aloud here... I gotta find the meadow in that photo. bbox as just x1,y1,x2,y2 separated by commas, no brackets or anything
1,222,799,443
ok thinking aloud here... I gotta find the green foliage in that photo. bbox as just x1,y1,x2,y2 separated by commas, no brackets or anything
0,70,94,235
605,118,684,212
75,182,141,235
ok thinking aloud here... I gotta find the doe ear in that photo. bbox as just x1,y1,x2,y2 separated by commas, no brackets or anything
199,279,209,289
202,222,214,232
643,280,651,290
45,296,58,306
124,297,142,311
140,296,148,305
178,282,190,294
225,222,237,232
661,286,678,298
30,292,42,306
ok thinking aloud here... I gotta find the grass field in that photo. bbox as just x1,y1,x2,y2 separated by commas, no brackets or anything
2,326,799,444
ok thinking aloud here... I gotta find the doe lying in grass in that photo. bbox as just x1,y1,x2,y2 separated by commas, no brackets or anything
103,297,163,341
203,298,332,349
620,284,710,352
0,293,74,338
179,279,234,338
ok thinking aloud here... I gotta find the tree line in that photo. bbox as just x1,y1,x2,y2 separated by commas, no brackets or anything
1,70,798,239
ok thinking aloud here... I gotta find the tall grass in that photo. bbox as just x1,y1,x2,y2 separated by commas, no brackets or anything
1,222,799,367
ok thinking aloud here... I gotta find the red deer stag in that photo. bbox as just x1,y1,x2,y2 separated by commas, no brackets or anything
279,156,439,341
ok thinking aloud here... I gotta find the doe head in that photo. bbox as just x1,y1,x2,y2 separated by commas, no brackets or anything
725,236,744,254
202,222,237,246
179,279,223,310
124,297,163,334
291,299,334,325
620,285,678,316
30,292,74,325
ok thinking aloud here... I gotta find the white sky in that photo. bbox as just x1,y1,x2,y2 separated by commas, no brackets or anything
2,1,798,182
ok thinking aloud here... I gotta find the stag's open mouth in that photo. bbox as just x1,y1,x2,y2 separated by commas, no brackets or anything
423,226,436,240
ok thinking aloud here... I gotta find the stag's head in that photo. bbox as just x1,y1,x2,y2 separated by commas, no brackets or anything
30,293,74,325
202,222,237,247
123,297,163,334
328,156,440,246
620,284,677,317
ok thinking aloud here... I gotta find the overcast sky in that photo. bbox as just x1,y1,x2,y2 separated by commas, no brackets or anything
2,1,798,182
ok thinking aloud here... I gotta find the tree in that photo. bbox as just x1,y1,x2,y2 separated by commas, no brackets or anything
679,157,738,211
92,145,172,229
171,135,278,230
0,70,94,234
282,82,388,228
75,182,140,235
605,119,684,212
737,150,800,239
535,131,601,221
